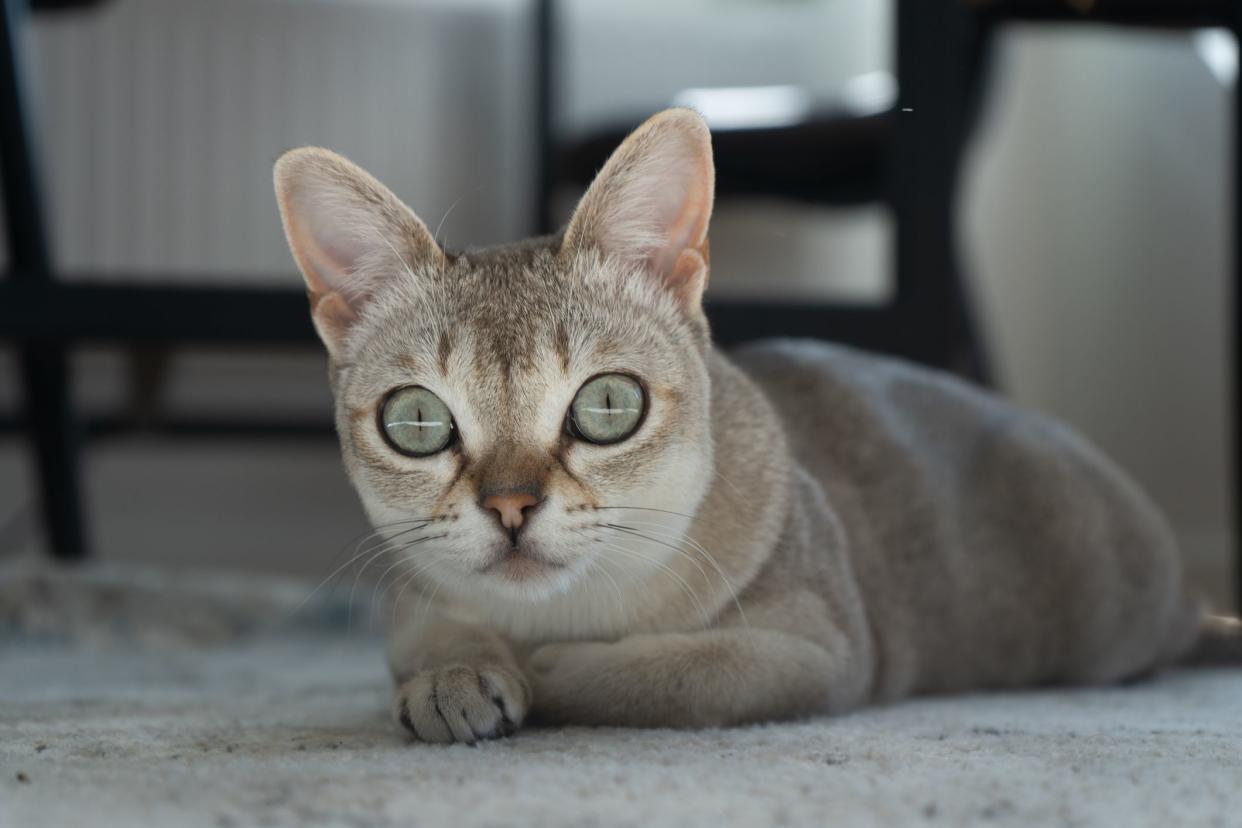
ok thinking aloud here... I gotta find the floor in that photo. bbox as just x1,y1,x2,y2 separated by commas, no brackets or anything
1,564,1239,828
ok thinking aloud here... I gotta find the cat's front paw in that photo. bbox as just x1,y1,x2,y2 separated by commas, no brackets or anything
393,664,529,744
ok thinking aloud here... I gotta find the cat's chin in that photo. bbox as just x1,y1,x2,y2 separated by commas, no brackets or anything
476,541,566,584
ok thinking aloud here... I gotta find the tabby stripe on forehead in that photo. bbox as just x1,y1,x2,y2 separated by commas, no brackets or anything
554,322,571,374
437,329,453,376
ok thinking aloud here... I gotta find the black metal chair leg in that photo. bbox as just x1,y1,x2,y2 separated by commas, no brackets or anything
19,343,87,560
533,0,555,235
2,0,89,560
894,0,993,384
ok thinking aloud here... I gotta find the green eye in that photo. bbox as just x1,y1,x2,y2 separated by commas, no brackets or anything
380,386,455,457
569,374,645,445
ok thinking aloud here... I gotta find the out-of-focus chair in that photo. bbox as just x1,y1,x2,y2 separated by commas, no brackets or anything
536,0,994,381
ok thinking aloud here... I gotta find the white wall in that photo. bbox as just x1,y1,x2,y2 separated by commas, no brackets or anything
964,26,1233,605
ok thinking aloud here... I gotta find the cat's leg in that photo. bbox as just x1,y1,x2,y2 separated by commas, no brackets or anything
388,617,530,744
526,627,863,728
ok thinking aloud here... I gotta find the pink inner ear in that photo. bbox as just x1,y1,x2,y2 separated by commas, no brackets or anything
650,175,712,276
293,190,375,297
308,291,358,359
665,248,708,309
276,146,448,358
307,233,374,303
559,109,715,309
607,122,714,281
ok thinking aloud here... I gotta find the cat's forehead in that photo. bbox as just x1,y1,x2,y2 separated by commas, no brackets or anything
439,241,571,357
348,244,683,399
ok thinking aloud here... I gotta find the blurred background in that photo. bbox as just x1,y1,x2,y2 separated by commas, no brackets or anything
0,0,1236,611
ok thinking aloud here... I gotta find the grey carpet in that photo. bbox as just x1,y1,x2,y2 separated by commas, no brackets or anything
2,563,1239,827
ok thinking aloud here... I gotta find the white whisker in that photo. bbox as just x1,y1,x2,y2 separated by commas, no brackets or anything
292,519,432,617
585,532,712,630
603,516,750,630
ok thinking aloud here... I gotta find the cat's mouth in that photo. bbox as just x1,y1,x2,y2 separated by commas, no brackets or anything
477,542,566,581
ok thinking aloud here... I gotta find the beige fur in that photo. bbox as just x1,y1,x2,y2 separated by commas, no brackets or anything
274,109,1222,744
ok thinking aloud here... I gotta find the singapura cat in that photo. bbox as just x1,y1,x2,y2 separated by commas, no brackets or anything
274,108,1240,743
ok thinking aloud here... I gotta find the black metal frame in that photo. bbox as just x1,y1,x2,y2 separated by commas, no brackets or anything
0,278,975,356
2,0,86,560
973,0,1232,28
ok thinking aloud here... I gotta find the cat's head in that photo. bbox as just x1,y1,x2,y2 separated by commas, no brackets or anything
274,109,716,602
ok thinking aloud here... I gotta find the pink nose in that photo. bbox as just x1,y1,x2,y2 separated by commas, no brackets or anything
481,492,539,531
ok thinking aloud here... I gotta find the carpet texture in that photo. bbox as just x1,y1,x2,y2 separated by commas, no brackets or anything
1,564,1240,827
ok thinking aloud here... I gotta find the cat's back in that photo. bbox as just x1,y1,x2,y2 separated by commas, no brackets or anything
727,338,1197,695
728,338,1019,472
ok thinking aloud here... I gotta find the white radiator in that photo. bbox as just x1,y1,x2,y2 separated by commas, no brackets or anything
22,0,535,285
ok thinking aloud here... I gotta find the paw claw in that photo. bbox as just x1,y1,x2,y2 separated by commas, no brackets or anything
394,664,528,745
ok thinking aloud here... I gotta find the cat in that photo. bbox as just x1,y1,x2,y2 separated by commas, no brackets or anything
274,108,1239,743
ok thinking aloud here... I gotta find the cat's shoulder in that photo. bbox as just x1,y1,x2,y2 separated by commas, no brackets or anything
726,337,974,398
725,338,1084,456
724,337,1032,430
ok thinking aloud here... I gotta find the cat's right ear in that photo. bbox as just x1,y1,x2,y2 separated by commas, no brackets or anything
273,148,443,359
560,108,714,314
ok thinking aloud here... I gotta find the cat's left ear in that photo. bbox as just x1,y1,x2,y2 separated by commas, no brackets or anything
273,148,444,359
561,108,714,312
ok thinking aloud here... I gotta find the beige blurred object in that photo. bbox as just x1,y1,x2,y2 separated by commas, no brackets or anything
964,26,1234,609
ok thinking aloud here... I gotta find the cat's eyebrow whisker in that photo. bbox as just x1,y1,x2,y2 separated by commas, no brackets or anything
432,191,469,248
431,184,487,248
601,518,750,631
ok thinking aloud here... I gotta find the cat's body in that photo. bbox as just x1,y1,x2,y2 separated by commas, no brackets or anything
388,339,1199,729
733,339,1198,698
275,109,1233,743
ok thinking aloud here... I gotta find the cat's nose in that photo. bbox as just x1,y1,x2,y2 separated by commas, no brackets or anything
481,491,540,533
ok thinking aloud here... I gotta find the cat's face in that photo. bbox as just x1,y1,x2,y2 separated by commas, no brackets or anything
275,109,717,601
